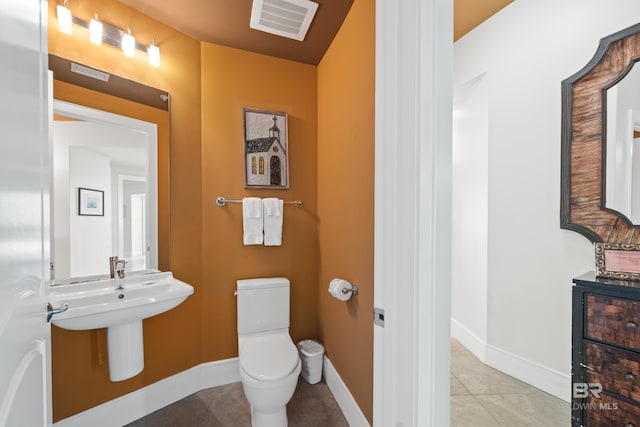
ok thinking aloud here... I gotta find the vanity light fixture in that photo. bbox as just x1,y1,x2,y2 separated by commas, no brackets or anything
148,40,160,67
57,0,72,35
89,13,103,45
55,3,161,67
122,28,135,57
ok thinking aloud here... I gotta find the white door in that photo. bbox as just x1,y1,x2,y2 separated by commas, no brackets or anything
0,0,51,426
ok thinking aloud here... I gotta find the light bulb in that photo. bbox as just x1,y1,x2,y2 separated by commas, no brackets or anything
148,42,160,67
122,30,135,57
57,3,72,35
89,14,102,45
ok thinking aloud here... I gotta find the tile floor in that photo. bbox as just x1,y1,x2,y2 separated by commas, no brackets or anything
451,338,570,426
126,378,348,427
128,339,570,426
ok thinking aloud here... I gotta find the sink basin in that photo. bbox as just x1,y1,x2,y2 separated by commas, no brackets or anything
50,271,193,330
49,271,193,381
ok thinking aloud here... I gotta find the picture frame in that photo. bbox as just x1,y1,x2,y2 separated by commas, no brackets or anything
243,108,289,189
595,242,640,281
78,187,104,216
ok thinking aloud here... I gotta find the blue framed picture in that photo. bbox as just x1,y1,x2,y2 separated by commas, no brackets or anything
78,187,104,216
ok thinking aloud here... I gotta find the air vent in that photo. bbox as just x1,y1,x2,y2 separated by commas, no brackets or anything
250,0,319,42
70,62,110,82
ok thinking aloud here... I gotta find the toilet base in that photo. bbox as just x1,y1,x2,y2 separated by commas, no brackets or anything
250,406,288,427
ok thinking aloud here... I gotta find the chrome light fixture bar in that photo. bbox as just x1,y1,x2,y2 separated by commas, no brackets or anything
57,5,160,67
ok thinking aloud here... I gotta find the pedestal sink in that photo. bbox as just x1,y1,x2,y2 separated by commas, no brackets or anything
49,271,194,381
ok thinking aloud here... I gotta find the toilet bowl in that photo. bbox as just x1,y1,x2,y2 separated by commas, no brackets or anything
239,332,301,427
236,278,300,427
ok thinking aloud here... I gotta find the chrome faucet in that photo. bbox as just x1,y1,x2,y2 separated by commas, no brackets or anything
109,256,127,289
109,256,119,279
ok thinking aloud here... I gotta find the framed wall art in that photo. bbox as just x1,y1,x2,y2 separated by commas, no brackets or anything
595,242,640,281
243,108,289,189
78,187,104,216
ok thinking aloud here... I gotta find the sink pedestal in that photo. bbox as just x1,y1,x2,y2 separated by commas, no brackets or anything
107,320,144,381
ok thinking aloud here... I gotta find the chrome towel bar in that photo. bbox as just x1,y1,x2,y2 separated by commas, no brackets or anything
215,196,303,208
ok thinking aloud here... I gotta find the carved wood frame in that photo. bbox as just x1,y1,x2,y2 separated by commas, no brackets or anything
561,23,640,243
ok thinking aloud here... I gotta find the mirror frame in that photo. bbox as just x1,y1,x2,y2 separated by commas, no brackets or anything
561,22,640,243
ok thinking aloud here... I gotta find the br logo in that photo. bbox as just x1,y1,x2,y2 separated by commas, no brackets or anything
573,382,602,399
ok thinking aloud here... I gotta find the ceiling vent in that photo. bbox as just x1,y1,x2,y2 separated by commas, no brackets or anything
250,0,319,42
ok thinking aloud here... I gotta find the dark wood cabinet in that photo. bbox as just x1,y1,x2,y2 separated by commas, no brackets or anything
573,272,640,427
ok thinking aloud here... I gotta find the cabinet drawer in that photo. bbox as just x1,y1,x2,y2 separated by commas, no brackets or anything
585,342,640,402
586,294,640,350
585,394,640,426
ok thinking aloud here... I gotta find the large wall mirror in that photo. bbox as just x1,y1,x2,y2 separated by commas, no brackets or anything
50,55,170,283
561,23,640,243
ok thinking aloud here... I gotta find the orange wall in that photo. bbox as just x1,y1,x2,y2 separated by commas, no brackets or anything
200,44,319,360
317,0,375,422
48,0,203,420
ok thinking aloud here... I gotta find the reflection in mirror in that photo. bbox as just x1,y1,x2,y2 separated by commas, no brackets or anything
52,101,158,283
606,61,640,224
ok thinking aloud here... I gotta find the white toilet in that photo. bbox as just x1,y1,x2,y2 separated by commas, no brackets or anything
237,277,301,427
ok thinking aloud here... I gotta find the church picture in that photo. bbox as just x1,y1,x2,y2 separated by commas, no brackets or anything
243,108,289,189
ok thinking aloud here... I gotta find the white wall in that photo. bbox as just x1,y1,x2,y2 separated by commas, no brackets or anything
606,66,640,221
451,74,489,359
453,0,640,401
110,166,144,260
632,135,640,222
605,86,625,214
53,124,72,279
69,146,112,277
52,120,146,280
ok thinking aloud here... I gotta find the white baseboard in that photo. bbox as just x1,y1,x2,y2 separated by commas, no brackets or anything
484,344,570,403
54,355,371,427
450,318,487,362
53,358,241,427
323,356,370,427
451,318,570,403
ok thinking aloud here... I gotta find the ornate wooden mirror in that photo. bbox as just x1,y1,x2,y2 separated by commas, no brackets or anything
561,22,640,243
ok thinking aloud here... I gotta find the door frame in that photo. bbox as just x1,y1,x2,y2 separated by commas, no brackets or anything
373,0,453,425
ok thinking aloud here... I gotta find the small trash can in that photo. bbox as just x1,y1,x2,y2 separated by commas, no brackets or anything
297,340,325,384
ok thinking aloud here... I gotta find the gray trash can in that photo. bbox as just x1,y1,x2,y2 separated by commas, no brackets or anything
297,340,325,384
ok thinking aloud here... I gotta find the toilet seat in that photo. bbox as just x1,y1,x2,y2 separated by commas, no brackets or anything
240,333,299,382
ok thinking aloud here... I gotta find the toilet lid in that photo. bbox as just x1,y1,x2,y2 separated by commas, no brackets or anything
240,333,299,381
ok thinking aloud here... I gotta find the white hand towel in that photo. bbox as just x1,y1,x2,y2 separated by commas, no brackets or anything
263,198,283,246
243,197,263,245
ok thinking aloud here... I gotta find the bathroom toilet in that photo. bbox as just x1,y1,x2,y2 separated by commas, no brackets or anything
237,277,301,427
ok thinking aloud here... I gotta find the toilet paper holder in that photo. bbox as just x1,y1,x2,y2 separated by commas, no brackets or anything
328,278,359,301
341,285,358,296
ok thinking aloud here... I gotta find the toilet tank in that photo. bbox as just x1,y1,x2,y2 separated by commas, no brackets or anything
237,277,290,334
